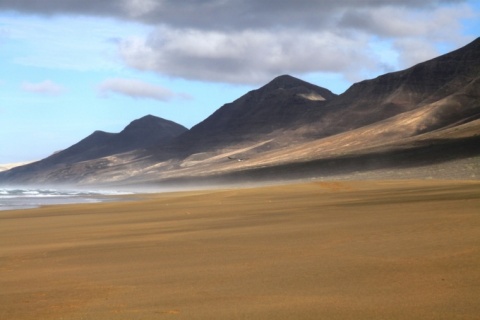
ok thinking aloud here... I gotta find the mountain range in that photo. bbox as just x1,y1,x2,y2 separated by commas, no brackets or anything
1,38,479,186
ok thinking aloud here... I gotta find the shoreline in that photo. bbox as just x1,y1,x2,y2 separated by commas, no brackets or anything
2,174,478,212
0,187,139,212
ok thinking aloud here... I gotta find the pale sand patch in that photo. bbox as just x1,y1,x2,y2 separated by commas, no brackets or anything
1,180,479,319
0,161,34,172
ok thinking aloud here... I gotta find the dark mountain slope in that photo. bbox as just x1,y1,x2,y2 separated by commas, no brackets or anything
144,38,480,182
302,37,480,138
50,115,187,164
170,75,336,153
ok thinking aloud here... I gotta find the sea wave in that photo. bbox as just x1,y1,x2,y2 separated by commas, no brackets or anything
0,188,133,211
0,188,132,197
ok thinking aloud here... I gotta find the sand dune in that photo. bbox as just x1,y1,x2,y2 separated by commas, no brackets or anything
1,180,479,319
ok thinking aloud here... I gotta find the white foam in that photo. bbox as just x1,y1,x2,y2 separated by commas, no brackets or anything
0,187,133,211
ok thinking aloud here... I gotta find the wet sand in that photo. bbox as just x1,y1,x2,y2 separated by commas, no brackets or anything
1,180,480,319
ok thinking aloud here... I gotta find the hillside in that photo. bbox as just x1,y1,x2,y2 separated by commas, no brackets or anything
0,38,479,185
0,115,187,183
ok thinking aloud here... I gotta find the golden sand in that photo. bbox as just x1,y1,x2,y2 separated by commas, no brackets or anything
1,180,479,319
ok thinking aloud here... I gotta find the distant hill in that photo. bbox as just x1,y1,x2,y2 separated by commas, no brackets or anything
0,115,187,183
51,115,188,164
1,38,479,185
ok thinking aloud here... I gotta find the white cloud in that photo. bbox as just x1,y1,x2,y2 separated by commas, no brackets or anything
98,77,191,101
122,0,160,18
114,2,477,84
392,39,440,68
21,80,65,95
388,5,473,68
0,0,467,30
119,28,379,84
0,0,477,85
341,5,469,38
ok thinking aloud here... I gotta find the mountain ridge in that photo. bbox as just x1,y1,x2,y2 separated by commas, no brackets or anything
298,37,480,139
52,114,188,164
0,115,188,183
1,38,479,185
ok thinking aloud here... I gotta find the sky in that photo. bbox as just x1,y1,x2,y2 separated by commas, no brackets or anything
0,0,479,164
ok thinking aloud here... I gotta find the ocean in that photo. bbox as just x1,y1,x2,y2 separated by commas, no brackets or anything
0,188,132,211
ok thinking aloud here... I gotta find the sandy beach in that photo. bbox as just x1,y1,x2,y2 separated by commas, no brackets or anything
1,180,479,319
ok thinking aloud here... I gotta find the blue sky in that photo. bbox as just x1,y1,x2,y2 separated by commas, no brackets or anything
0,0,479,163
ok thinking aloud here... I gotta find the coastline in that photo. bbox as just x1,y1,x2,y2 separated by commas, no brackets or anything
0,188,136,211
1,179,479,319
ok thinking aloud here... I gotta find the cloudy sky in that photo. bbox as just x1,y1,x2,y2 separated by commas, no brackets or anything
0,0,479,163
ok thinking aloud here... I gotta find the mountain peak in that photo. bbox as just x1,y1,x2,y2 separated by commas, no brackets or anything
122,115,187,134
123,114,163,130
270,74,301,84
256,74,337,101
263,74,313,90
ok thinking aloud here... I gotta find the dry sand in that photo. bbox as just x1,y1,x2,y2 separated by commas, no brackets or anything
1,180,479,319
